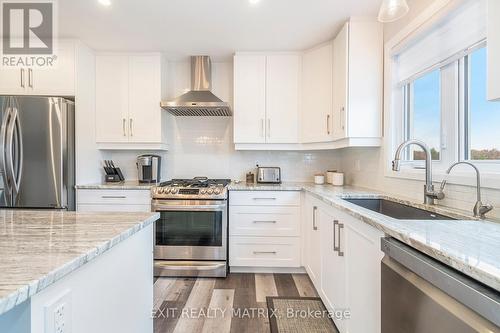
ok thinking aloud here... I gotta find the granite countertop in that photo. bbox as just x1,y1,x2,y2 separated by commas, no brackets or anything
0,209,159,316
229,182,500,292
75,181,156,190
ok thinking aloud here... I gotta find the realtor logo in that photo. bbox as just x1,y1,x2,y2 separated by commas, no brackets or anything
1,0,57,67
2,1,53,54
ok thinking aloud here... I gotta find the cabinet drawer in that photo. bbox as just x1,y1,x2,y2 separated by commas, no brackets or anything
229,206,300,237
229,191,300,206
77,204,151,212
229,236,300,267
77,189,151,205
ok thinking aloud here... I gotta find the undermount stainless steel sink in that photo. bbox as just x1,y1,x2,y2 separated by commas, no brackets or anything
343,198,456,220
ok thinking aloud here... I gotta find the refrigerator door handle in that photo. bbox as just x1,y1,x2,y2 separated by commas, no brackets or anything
6,107,22,204
48,99,61,208
0,106,12,205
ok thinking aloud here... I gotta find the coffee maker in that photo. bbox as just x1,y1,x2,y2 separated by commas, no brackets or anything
137,155,161,183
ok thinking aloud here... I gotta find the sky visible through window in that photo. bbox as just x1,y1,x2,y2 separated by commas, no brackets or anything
469,47,500,160
412,69,441,160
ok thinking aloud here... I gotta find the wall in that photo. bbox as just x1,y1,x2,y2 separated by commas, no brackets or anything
339,0,500,219
106,61,341,183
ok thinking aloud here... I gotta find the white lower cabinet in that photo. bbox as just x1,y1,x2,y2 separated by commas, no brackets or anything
76,189,151,212
304,193,384,333
229,236,300,267
229,191,301,270
303,195,322,286
319,207,347,333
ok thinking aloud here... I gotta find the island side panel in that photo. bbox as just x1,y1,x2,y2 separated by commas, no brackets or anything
30,224,154,333
0,300,30,333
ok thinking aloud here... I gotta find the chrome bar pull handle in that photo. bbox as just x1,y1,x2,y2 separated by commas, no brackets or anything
122,118,127,136
20,69,25,88
253,220,277,224
129,118,133,136
312,206,318,230
28,68,33,88
327,114,331,135
338,222,344,257
267,118,271,138
333,220,339,252
253,251,277,255
341,107,345,130
260,119,264,138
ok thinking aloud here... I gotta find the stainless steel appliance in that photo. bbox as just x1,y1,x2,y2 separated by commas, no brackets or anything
257,166,281,184
381,237,500,332
0,96,75,210
152,177,230,277
137,154,161,184
160,56,232,116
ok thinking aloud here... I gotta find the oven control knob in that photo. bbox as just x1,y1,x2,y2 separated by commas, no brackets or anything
157,188,164,194
200,189,207,194
214,188,221,195
207,188,214,194
171,188,178,194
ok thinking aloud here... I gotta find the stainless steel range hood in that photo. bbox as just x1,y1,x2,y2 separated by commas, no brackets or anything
161,56,232,116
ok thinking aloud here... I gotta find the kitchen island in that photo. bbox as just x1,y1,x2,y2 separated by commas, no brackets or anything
0,209,159,333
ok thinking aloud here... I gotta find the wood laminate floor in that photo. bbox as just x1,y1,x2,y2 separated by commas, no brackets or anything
153,273,321,333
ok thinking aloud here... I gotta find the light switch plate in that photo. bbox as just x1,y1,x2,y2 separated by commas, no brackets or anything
44,290,72,333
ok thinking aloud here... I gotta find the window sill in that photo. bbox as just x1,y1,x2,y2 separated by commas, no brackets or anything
384,168,500,190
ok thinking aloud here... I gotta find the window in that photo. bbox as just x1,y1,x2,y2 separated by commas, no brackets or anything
403,69,441,160
464,47,500,160
389,0,500,179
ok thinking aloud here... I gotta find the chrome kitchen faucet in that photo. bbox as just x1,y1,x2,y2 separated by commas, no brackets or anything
392,140,445,205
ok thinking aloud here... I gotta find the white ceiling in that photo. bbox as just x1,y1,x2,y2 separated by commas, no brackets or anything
59,0,380,61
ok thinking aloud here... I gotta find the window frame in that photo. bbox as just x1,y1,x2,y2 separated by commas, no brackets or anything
460,42,500,167
384,34,500,189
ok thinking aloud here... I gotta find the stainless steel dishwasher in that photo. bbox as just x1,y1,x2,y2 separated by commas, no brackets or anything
381,237,500,333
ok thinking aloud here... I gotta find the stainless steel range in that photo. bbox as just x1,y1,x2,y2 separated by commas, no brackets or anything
152,177,230,277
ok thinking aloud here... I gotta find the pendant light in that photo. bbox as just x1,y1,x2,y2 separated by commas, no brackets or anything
378,0,409,23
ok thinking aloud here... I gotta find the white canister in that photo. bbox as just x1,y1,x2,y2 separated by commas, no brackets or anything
331,172,344,186
314,174,325,185
326,170,337,184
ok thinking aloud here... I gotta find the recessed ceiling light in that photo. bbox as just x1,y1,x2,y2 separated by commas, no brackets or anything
249,0,261,5
98,0,111,7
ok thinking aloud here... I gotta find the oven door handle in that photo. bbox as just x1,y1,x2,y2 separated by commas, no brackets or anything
153,204,226,212
158,262,226,271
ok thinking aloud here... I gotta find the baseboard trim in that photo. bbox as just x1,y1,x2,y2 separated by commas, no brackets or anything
229,266,306,274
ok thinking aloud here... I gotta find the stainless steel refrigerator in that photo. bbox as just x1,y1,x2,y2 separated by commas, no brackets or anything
0,96,75,210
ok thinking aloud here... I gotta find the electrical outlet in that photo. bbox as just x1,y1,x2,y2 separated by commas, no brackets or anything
44,290,72,333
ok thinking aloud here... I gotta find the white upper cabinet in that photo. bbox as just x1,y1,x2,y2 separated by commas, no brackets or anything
266,55,300,143
30,41,76,96
128,56,162,143
234,18,382,151
233,54,266,143
95,53,168,150
95,55,129,143
0,66,26,95
333,19,383,142
332,23,349,140
301,43,334,143
0,40,76,96
488,0,500,101
233,53,300,144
